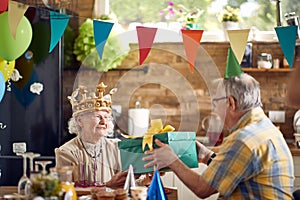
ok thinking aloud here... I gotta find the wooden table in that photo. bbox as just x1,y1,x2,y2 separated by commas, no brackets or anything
0,186,18,196
0,186,178,200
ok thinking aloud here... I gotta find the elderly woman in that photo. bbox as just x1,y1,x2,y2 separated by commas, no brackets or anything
55,82,127,188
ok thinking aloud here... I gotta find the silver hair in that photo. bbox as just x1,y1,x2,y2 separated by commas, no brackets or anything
68,115,115,137
223,73,262,111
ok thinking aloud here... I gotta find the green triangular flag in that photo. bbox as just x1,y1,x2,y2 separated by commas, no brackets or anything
224,47,243,78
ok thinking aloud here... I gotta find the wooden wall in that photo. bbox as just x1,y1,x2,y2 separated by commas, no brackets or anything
63,41,299,141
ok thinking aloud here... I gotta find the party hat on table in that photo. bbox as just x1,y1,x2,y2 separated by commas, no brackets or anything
124,164,136,194
224,47,243,78
147,169,167,200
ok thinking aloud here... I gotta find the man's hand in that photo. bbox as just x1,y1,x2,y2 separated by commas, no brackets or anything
142,139,178,169
106,170,128,188
196,141,214,164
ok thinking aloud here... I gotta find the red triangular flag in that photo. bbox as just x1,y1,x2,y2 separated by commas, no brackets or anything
181,30,204,73
0,0,8,13
136,26,157,65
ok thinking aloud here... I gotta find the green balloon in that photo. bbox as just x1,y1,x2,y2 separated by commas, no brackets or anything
0,12,33,61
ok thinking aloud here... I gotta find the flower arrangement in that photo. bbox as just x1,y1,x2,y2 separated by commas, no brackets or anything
159,1,203,29
220,5,240,22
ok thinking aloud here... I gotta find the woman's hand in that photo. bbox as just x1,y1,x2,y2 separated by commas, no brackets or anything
106,170,128,188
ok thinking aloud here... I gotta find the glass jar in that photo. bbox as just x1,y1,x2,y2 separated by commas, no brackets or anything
257,53,272,69
51,166,77,200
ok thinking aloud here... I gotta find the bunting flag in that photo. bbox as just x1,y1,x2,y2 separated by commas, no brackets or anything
275,26,298,68
0,0,8,13
147,169,167,200
49,11,70,53
8,1,29,39
181,29,204,73
136,26,157,65
224,47,243,78
0,72,5,103
227,29,250,64
93,20,114,60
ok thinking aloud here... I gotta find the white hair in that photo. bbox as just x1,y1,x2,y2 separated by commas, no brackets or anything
223,73,262,111
67,115,115,137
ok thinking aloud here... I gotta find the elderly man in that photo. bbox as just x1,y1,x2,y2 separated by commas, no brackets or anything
55,82,127,188
143,73,294,199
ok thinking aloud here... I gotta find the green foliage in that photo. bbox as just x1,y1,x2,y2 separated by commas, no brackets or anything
220,6,240,22
63,25,75,67
282,0,300,23
73,17,128,72
31,175,62,198
110,0,286,31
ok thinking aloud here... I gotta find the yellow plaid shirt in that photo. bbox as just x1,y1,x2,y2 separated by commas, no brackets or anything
202,107,294,199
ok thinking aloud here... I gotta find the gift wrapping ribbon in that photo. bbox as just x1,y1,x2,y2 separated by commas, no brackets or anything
122,119,175,151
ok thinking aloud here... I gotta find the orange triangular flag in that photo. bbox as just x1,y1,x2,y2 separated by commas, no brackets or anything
227,29,250,64
8,1,28,39
181,30,204,73
136,26,157,65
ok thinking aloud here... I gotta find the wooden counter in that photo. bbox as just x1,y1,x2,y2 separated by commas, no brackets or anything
288,143,300,156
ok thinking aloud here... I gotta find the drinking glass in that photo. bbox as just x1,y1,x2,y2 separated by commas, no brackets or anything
16,152,30,195
27,152,41,173
35,160,53,176
25,152,41,197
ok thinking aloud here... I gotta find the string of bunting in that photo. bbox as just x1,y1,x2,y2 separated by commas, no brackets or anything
0,0,299,104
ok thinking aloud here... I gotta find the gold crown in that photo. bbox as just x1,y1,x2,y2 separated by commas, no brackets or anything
68,82,117,116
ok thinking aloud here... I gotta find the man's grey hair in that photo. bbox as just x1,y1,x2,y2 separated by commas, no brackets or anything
223,73,262,111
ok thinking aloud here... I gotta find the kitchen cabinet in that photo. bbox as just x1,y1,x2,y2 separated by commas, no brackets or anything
161,163,219,200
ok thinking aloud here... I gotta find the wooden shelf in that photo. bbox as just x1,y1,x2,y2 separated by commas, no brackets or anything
242,68,293,72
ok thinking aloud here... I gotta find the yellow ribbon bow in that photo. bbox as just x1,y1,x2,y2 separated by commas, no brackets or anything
142,119,175,151
121,119,175,151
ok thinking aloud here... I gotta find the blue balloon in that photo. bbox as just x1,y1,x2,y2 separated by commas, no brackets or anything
0,72,5,103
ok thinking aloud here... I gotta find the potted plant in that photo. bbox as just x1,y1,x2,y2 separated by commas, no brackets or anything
160,1,203,30
219,5,240,30
218,5,240,40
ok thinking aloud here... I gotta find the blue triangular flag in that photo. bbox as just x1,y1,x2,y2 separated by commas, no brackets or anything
275,26,298,68
49,11,70,53
93,20,114,60
147,169,167,200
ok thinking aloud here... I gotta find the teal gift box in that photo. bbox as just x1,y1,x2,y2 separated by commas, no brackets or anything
118,132,198,174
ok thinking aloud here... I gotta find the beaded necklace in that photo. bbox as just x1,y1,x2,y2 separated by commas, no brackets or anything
80,138,102,159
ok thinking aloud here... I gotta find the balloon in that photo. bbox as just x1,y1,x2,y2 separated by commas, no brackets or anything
0,56,15,81
28,22,51,64
13,55,34,89
0,12,33,61
0,72,5,103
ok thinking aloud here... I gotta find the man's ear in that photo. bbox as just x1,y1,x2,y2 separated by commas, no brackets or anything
228,96,236,111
